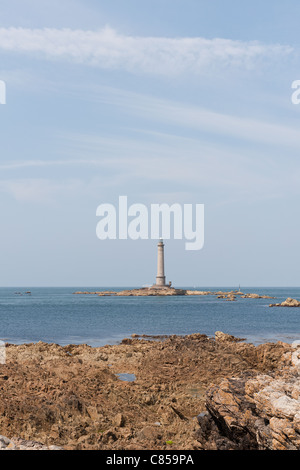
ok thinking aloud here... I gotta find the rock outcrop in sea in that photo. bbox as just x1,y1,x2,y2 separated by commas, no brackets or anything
269,297,300,308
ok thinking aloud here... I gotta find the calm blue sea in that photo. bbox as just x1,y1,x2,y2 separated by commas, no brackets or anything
0,287,300,347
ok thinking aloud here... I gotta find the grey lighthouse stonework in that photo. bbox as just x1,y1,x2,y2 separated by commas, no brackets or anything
152,239,171,288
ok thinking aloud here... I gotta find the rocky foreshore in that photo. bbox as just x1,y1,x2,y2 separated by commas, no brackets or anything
0,333,299,450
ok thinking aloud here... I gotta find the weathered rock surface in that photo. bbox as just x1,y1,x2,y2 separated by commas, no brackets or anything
214,331,245,343
269,297,300,308
0,334,294,450
0,435,62,450
196,342,300,450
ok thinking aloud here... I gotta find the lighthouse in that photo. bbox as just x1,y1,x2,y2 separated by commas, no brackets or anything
152,239,171,288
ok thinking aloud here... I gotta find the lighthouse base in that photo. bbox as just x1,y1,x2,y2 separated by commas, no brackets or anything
151,281,172,289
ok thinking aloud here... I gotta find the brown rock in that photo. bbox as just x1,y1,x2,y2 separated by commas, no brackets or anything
270,298,300,308
196,345,300,450
215,331,245,343
113,413,126,428
137,426,161,441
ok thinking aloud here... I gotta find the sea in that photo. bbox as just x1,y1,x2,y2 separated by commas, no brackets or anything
0,287,300,347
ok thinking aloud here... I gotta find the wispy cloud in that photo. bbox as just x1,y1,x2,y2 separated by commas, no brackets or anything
0,178,84,203
1,125,299,205
0,159,92,171
0,26,293,75
90,86,300,149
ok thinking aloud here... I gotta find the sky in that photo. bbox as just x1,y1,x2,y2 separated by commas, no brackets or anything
1,0,300,287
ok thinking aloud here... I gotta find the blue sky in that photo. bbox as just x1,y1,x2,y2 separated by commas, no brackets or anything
0,0,300,287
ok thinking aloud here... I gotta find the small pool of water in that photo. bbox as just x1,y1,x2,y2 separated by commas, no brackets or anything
116,373,136,382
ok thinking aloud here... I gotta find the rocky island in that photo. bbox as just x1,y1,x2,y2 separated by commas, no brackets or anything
73,288,275,300
0,332,299,450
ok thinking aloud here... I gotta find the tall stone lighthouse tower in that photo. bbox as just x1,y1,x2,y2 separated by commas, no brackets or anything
152,239,171,288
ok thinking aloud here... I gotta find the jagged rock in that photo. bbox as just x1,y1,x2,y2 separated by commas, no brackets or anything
113,413,126,428
137,426,161,441
215,331,245,343
196,344,300,450
269,298,300,308
0,436,63,450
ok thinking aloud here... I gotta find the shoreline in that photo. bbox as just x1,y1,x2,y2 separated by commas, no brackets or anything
3,330,300,348
3,327,300,348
